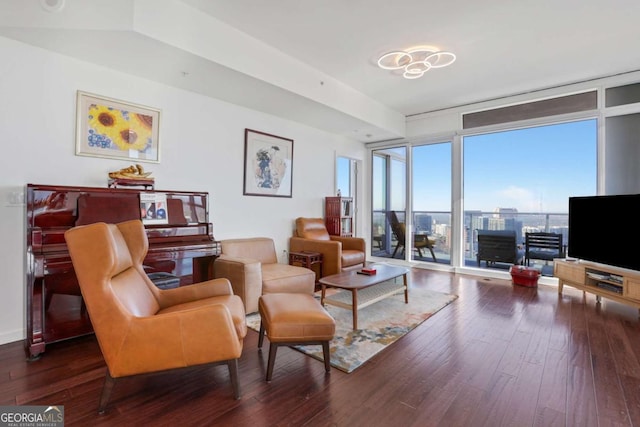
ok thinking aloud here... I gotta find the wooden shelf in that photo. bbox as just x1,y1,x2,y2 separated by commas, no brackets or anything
325,196,353,236
554,259,640,310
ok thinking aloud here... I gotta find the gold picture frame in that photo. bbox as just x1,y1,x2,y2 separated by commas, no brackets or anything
75,91,161,163
243,129,294,198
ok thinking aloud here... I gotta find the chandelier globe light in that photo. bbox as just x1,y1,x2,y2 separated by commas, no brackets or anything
377,47,456,79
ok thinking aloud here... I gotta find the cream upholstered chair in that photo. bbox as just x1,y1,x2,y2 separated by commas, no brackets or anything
289,217,366,277
64,220,247,413
214,237,315,314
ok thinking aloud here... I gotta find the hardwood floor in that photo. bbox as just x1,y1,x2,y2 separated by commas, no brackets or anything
2,269,640,426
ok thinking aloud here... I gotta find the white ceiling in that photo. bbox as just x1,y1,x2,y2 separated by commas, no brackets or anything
2,0,640,142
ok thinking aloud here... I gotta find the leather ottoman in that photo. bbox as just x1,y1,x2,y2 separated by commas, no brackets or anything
258,293,335,381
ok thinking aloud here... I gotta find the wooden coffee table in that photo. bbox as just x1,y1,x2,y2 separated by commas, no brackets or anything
319,264,409,329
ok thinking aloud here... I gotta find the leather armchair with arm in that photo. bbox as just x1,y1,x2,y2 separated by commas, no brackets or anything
64,220,247,413
214,237,315,314
289,217,366,277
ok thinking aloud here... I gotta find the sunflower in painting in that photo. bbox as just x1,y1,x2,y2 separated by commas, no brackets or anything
126,112,153,150
109,112,151,151
88,104,126,144
87,105,153,152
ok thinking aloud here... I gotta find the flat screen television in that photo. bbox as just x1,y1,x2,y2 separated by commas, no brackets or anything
568,194,640,272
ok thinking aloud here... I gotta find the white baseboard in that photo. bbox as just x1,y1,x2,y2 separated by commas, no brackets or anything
0,328,25,346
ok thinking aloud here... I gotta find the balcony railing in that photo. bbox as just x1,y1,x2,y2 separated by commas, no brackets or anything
371,209,568,271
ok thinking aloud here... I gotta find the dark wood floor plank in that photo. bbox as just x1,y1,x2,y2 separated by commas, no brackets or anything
604,313,640,379
472,371,517,427
2,269,640,426
537,348,569,415
534,407,566,427
497,330,532,376
500,360,545,426
521,304,554,366
618,374,640,425
566,364,598,427
568,322,591,369
587,306,632,425
435,383,485,427
548,292,572,353
463,336,509,392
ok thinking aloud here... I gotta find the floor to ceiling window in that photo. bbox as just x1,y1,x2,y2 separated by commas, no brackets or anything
369,81,640,277
463,120,597,272
411,142,452,264
371,143,452,264
371,147,406,259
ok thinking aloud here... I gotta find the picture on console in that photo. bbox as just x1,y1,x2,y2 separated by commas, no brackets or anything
140,192,168,225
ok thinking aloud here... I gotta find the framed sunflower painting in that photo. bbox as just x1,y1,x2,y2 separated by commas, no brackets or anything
76,91,161,163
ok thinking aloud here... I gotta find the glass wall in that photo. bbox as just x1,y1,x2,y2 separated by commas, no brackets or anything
370,118,598,276
368,80,640,278
371,147,407,259
371,143,452,264
463,120,597,272
411,142,452,264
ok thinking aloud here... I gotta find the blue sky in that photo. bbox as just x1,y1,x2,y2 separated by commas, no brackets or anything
411,119,597,213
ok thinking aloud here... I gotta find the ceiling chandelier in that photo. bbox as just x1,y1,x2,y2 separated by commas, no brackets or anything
377,47,456,80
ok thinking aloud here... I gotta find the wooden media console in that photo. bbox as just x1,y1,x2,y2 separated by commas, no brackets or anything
554,259,640,310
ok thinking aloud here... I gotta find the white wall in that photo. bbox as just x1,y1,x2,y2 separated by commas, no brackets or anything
0,36,367,345
604,113,640,194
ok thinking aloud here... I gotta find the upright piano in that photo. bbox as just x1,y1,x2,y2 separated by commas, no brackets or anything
26,184,220,359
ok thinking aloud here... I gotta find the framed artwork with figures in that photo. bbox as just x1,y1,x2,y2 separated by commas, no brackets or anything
243,128,294,198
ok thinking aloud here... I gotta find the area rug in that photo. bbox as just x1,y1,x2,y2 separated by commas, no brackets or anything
246,287,457,373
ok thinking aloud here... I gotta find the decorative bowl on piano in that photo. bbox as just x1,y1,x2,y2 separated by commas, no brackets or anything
108,164,154,181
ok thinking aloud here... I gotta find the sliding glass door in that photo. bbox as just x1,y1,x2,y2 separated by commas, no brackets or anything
412,142,451,264
372,147,406,259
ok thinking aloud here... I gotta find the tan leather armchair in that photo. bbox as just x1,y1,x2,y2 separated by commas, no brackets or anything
214,237,315,314
289,217,366,277
64,220,247,414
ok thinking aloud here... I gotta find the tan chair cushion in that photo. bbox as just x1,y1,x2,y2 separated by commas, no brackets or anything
341,250,365,268
262,264,315,295
295,218,331,241
259,294,335,342
215,237,315,314
220,237,278,264
158,294,247,338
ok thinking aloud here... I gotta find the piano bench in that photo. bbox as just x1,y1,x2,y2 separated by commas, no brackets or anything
147,272,180,290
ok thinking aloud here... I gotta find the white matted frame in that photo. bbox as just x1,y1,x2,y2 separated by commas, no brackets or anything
76,91,161,163
243,129,294,198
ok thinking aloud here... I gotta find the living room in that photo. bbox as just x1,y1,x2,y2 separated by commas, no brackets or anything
2,1,640,425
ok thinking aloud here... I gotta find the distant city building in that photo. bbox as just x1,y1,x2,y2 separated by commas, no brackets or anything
493,207,518,218
415,213,433,233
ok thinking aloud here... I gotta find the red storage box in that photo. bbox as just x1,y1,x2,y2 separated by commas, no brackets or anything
509,266,540,287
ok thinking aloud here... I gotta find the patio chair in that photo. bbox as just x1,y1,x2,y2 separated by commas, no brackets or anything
524,232,565,266
387,211,437,261
477,229,522,267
